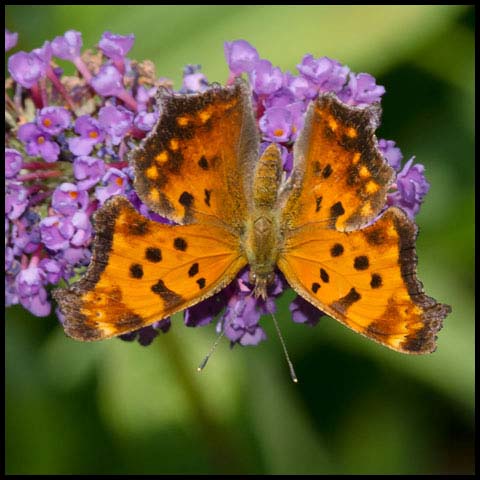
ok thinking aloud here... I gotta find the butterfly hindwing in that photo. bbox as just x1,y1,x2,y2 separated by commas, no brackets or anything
279,206,450,353
131,80,259,228
54,196,247,340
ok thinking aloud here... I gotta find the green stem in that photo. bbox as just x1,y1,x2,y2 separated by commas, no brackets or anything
161,330,243,474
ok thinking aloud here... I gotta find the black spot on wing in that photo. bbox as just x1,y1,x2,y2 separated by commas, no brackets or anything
365,227,386,246
330,243,344,257
204,189,212,207
174,237,187,251
370,273,382,288
128,218,150,236
322,164,332,179
346,164,360,187
330,201,345,217
129,263,144,279
331,288,361,315
151,279,183,307
179,191,194,208
198,155,209,170
188,263,199,277
320,268,329,283
145,247,162,262
313,161,322,176
354,255,369,270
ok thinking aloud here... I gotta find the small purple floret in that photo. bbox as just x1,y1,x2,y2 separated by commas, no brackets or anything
16,265,51,317
339,72,385,106
5,148,24,178
6,181,29,220
259,107,293,143
51,30,83,61
387,158,430,219
51,183,89,216
297,55,349,93
98,105,133,145
289,296,324,326
250,59,283,95
134,110,158,131
37,106,71,135
98,31,135,60
95,168,129,205
185,293,224,327
90,64,125,97
224,40,260,75
5,29,18,52
73,155,106,190
17,123,60,162
223,295,267,346
68,115,104,156
8,50,48,88
378,139,403,172
40,215,73,251
39,258,64,284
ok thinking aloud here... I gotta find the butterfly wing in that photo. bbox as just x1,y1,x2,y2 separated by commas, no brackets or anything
278,95,450,353
280,94,393,232
56,81,260,340
278,208,450,353
131,79,259,228
54,196,247,340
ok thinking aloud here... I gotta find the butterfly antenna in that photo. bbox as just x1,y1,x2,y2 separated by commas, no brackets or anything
197,328,225,372
271,313,298,383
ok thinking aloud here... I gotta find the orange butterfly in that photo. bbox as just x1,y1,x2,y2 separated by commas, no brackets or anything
54,79,450,353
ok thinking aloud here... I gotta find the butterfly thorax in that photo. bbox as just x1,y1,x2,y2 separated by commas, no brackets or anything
243,144,283,299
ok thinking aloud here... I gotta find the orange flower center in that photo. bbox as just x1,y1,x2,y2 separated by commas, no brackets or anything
69,191,78,199
89,131,99,139
273,128,284,137
115,177,124,187
43,118,52,127
37,136,46,144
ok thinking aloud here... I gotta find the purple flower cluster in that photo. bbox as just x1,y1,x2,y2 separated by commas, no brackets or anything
5,30,160,320
224,39,386,175
185,269,286,346
5,32,430,347
376,139,430,219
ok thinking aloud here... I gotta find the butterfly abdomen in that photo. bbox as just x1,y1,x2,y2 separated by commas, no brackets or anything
252,143,283,209
243,143,284,297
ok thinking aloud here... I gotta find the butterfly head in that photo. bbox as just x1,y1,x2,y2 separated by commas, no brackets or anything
249,270,275,300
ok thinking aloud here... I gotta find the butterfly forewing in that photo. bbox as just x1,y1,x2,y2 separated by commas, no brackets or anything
280,94,394,232
54,196,247,340
131,80,259,229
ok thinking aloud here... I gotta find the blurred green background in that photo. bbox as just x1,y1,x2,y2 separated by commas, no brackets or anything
5,5,474,475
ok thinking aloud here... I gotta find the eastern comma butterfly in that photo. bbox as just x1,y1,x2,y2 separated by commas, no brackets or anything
54,79,451,353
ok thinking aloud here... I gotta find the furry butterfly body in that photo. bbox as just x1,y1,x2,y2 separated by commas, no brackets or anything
55,79,450,353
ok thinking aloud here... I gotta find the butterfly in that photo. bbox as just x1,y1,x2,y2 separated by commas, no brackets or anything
54,79,450,353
